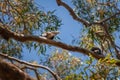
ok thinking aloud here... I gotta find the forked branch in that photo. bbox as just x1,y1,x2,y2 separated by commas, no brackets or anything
0,53,61,80
56,0,90,26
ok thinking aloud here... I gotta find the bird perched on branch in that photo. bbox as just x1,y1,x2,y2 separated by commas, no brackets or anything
41,31,59,39
90,47,102,55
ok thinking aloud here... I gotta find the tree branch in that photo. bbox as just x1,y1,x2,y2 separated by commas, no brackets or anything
2,23,120,66
100,24,120,59
0,53,61,80
0,60,34,80
56,0,90,26
55,0,120,26
22,66,40,80
0,25,105,59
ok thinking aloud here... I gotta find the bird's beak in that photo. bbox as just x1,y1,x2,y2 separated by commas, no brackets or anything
52,31,60,34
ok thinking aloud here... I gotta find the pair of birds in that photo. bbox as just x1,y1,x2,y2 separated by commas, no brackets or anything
1,29,102,55
41,31,102,55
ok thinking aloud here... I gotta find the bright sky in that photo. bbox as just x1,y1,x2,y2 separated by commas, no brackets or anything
22,0,87,62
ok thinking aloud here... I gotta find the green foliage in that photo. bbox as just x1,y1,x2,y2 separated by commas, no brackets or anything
0,0,120,79
53,52,120,80
72,0,120,53
89,54,120,79
63,74,82,80
72,0,120,24
38,49,120,79
0,0,62,56
0,39,22,58
47,49,81,78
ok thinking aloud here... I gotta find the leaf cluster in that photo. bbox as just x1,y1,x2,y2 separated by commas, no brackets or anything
0,0,62,56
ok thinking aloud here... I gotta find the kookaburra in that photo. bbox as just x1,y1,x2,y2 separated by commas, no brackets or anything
41,31,59,39
90,47,102,55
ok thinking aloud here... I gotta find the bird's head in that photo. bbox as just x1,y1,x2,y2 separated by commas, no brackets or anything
41,31,60,39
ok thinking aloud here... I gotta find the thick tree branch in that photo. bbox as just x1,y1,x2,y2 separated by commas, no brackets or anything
0,60,34,80
1,24,120,66
56,0,90,26
55,0,120,58
0,53,61,80
0,25,105,59
55,0,120,26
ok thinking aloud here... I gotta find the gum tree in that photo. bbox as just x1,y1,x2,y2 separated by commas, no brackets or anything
0,0,120,80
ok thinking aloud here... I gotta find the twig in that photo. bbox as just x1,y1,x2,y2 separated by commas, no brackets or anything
116,45,120,50
99,12,120,23
97,2,120,12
